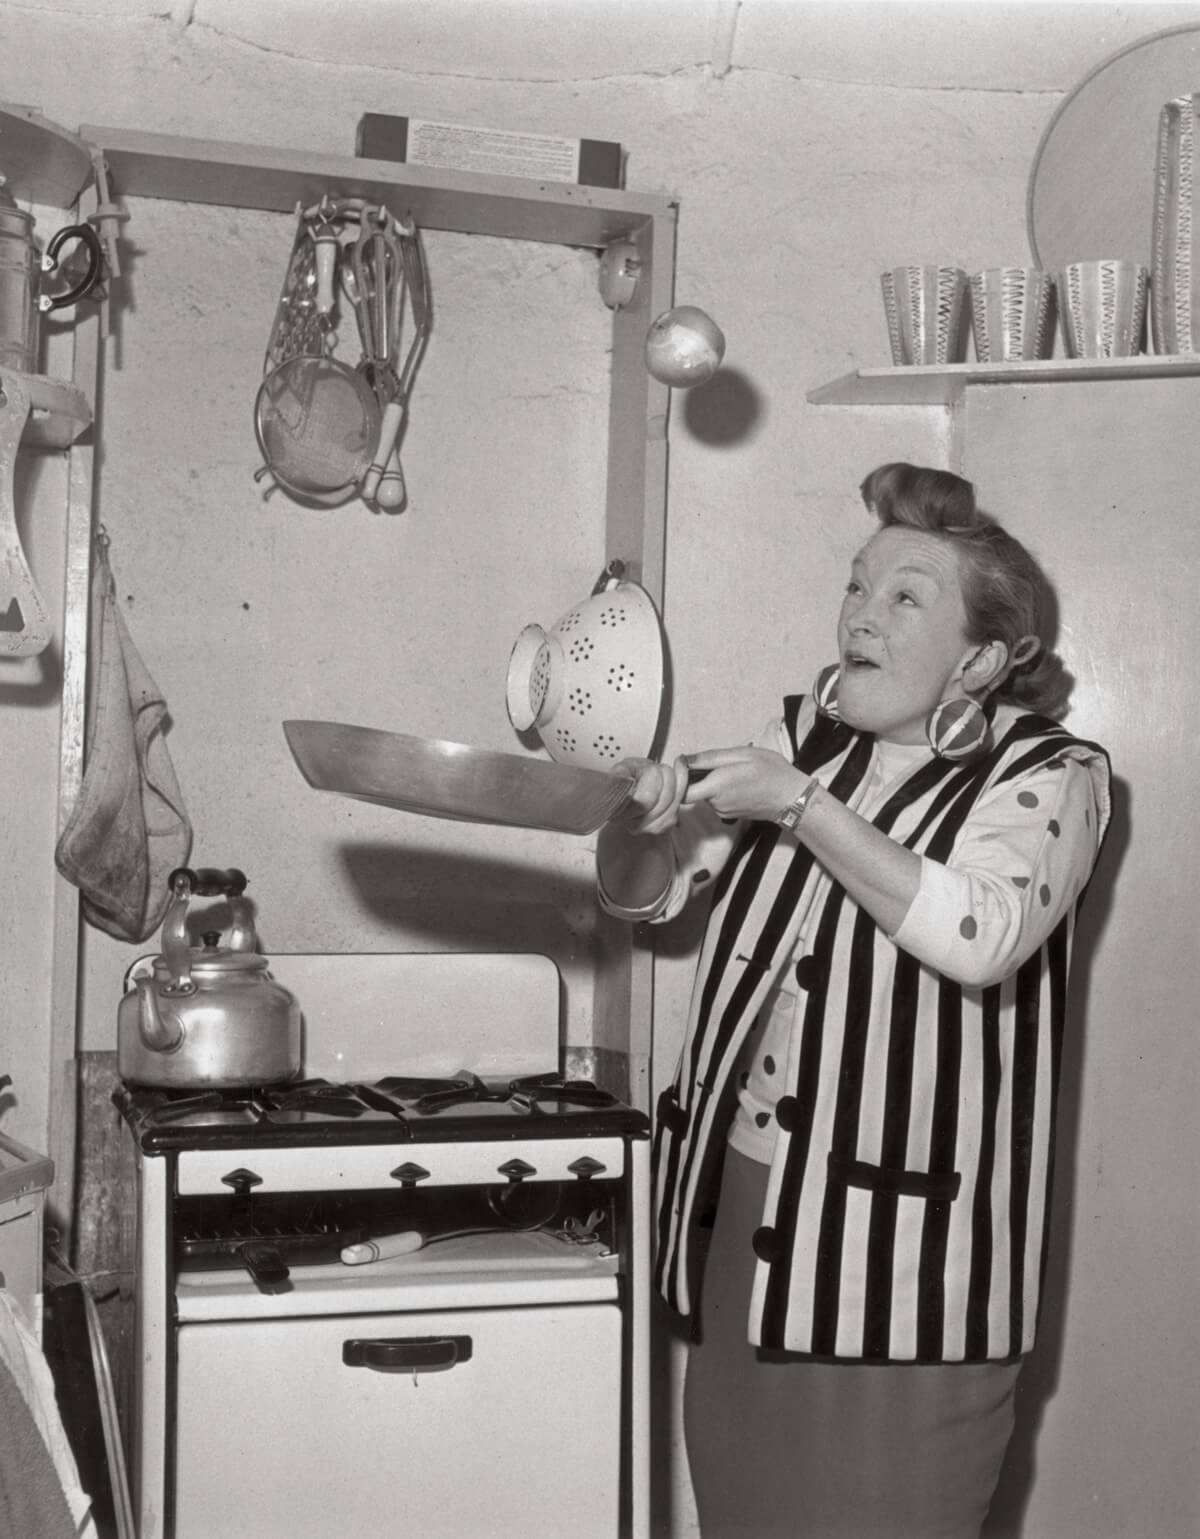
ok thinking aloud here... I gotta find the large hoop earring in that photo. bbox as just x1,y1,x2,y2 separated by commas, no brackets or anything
926,696,991,761
812,664,841,719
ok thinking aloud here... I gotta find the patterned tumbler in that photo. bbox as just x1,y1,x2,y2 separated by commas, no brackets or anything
969,268,1056,361
1152,93,1200,354
880,266,970,365
1058,260,1148,359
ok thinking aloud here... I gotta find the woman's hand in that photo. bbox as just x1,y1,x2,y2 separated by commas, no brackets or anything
612,754,692,835
682,746,808,823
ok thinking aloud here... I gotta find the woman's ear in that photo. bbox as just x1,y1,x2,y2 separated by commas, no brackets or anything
961,639,1009,694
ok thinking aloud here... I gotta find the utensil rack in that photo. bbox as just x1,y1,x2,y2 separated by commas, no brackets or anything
22,117,677,1242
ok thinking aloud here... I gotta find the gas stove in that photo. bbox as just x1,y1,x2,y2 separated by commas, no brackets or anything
120,953,651,1539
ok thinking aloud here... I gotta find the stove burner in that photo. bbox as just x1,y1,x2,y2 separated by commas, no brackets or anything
132,1089,262,1128
264,1081,374,1119
409,1071,619,1116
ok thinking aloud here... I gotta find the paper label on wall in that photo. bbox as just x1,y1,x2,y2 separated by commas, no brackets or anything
405,118,581,181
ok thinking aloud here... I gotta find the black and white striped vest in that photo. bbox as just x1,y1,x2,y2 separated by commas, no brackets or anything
653,698,1110,1363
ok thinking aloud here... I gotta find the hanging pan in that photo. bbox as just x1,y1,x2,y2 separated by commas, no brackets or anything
282,720,638,835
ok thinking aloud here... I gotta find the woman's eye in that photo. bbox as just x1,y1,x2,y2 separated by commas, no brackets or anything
895,590,918,606
844,580,863,597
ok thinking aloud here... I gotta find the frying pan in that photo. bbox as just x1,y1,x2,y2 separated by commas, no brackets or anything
282,719,638,834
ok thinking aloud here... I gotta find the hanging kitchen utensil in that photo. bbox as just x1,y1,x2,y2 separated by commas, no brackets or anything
0,368,51,656
348,206,430,510
262,196,350,373
253,349,381,507
505,565,666,772
283,719,637,834
258,195,383,505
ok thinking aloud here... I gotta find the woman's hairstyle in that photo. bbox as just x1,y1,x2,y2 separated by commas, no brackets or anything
859,462,1072,716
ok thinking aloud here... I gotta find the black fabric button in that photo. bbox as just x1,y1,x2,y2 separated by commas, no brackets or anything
692,868,711,885
794,955,824,990
775,1095,799,1132
655,1089,688,1135
754,1111,770,1128
752,1225,780,1263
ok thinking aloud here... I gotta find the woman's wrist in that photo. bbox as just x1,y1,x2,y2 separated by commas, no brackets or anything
774,774,820,831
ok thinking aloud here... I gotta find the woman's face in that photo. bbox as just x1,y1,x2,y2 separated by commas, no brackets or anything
836,525,977,744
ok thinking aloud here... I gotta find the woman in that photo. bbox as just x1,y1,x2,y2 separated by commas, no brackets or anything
598,463,1111,1538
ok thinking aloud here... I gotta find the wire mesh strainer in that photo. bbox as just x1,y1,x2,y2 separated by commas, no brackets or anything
254,352,380,506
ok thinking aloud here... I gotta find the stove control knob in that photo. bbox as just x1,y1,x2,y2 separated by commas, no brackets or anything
220,1168,263,1194
497,1157,537,1184
568,1155,607,1181
389,1162,431,1189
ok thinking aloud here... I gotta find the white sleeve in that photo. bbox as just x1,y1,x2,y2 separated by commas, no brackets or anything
597,714,796,924
890,753,1106,987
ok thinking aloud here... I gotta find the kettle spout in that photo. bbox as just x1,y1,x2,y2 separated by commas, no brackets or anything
135,975,185,1054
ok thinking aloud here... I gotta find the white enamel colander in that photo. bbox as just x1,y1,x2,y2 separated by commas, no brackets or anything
505,571,666,772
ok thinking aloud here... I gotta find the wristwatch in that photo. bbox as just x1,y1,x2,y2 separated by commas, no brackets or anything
775,777,819,831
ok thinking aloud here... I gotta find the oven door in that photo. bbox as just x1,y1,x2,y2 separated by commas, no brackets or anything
173,1301,622,1539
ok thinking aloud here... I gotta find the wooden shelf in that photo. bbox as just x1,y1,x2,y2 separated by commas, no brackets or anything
807,354,1200,408
80,124,677,249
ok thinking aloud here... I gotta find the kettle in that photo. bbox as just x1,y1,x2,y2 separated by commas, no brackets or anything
0,176,103,374
117,867,302,1089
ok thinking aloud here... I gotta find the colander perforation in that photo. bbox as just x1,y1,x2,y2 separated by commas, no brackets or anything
607,664,636,692
569,638,595,661
599,607,628,627
592,734,623,760
559,610,583,633
554,728,578,753
568,687,594,715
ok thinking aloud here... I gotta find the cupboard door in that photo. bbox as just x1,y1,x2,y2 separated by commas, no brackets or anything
174,1302,621,1538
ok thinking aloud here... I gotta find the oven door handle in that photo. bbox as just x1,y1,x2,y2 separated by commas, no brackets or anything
341,1335,474,1374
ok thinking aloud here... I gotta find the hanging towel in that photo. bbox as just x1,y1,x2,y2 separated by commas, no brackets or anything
55,528,192,943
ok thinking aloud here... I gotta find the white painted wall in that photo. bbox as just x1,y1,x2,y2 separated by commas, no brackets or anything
0,3,1197,1535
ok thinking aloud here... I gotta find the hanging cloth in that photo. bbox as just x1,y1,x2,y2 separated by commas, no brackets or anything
55,528,192,942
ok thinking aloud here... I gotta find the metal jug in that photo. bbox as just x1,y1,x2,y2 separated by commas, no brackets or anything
117,867,303,1089
0,177,103,373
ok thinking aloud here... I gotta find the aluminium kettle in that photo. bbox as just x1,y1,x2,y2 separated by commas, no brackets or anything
0,176,104,373
117,867,302,1089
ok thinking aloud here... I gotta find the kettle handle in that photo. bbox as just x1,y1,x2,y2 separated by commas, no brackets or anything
174,867,248,898
161,869,259,986
39,223,104,312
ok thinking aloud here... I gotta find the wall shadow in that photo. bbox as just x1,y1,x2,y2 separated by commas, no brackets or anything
296,840,602,992
983,768,1130,1535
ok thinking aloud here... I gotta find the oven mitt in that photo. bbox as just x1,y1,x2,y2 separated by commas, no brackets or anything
55,528,193,943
